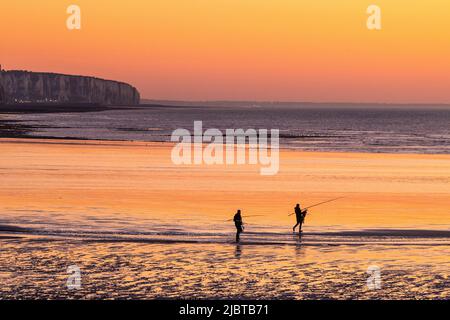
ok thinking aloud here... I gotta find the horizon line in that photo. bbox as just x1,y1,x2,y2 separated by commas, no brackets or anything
141,98,450,107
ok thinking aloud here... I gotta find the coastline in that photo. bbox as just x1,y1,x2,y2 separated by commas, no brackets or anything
1,136,450,156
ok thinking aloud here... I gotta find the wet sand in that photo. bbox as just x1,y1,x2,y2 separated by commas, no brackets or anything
0,138,449,299
1,240,448,299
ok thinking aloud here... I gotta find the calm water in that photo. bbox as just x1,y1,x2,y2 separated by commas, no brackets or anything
2,104,450,153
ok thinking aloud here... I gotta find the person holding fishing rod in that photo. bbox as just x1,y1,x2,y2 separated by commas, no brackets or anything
233,209,244,242
293,204,307,234
290,197,345,235
228,212,263,242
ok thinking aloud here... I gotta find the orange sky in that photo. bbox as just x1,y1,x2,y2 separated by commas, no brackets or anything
1,1,450,103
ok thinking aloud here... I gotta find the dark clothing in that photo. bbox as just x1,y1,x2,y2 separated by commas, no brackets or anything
295,206,303,223
234,214,243,229
234,213,243,242
293,206,307,233
233,214,242,229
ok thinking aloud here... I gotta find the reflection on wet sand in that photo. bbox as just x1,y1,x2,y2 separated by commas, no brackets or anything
0,240,448,299
0,139,449,299
235,244,242,259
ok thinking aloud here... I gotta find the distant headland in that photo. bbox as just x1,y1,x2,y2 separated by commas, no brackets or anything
0,67,140,106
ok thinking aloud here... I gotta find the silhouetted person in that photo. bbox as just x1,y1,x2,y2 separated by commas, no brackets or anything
233,209,244,242
293,203,307,234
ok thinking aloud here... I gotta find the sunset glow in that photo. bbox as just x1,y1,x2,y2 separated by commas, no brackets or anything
1,0,450,102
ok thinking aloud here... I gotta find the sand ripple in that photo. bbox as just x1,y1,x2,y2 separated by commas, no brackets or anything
0,240,448,299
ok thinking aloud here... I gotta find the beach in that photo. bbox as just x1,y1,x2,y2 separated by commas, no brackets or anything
0,138,449,299
3,0,450,303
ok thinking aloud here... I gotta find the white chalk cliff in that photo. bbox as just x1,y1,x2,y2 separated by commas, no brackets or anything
0,70,140,106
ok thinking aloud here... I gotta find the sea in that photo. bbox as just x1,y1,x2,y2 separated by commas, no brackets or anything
1,103,450,153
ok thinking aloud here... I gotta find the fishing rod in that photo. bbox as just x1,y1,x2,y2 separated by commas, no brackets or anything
225,215,264,222
288,197,345,216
